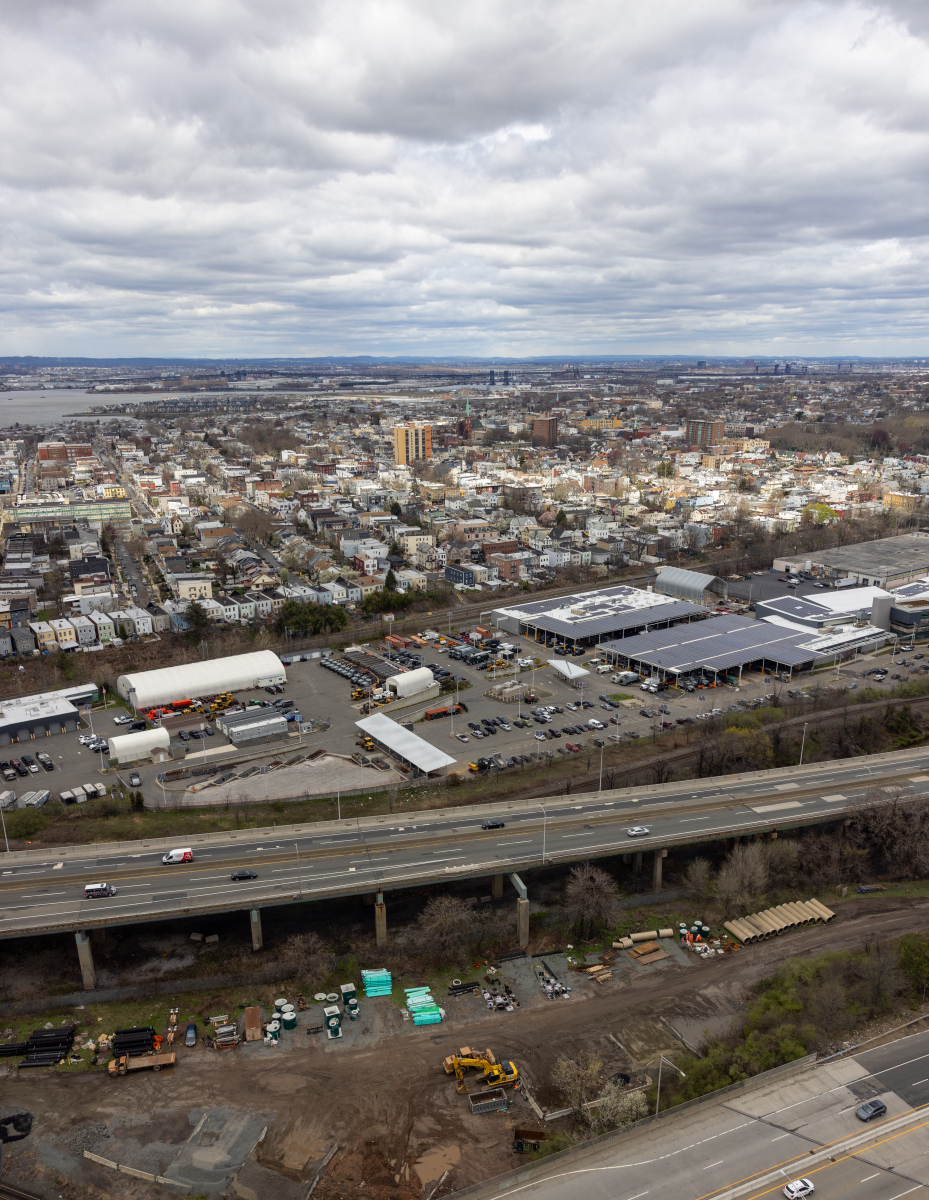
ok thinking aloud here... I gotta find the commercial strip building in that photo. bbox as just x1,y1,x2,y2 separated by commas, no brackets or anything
117,650,286,710
491,583,705,648
3,493,132,532
355,713,457,777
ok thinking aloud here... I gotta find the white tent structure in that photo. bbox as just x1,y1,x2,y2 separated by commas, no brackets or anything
547,659,590,683
117,651,286,710
108,727,170,763
387,667,435,699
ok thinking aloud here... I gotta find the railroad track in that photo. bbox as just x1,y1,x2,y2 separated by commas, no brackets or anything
0,1178,42,1200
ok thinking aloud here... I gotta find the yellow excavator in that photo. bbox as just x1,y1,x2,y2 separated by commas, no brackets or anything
442,1047,519,1094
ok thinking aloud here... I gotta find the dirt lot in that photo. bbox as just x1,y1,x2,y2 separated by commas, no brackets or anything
3,894,929,1200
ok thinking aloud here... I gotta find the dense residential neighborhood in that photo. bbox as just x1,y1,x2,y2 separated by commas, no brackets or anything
1,361,929,654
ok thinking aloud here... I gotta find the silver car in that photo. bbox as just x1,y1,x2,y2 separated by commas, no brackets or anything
626,826,650,837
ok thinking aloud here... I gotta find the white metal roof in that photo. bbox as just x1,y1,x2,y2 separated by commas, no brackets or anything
116,650,286,709
355,713,457,773
547,659,590,680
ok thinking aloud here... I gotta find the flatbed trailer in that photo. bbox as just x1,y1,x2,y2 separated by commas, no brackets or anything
108,1052,176,1076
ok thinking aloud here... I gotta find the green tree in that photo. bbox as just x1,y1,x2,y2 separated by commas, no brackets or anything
384,568,397,592
389,501,402,516
388,541,402,558
899,934,929,1000
185,599,212,637
555,510,567,526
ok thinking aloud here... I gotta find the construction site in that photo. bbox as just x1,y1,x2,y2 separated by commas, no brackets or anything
1,885,929,1200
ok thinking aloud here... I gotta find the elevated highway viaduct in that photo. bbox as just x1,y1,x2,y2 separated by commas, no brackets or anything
1,746,927,989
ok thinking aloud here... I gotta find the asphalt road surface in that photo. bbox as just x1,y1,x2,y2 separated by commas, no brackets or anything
488,1028,929,1200
2,746,929,938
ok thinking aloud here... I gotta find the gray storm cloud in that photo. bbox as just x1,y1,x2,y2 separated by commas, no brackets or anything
1,0,928,355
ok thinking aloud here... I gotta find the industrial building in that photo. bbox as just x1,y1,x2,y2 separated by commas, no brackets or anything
0,694,81,746
117,651,286,710
600,612,886,685
215,708,288,746
775,533,929,589
386,666,439,703
654,566,728,605
491,584,704,648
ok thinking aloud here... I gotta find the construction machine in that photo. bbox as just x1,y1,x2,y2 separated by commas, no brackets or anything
442,1047,518,1094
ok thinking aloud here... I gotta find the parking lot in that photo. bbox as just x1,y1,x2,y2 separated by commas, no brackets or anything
8,625,923,813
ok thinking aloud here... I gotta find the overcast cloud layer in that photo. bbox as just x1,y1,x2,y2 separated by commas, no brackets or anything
3,0,929,357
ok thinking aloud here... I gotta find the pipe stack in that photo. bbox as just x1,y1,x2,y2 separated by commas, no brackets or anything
17,1026,75,1068
362,969,392,997
110,1026,156,1057
405,987,443,1025
725,898,837,944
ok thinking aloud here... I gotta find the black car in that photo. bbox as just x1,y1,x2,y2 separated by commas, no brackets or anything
855,1099,887,1121
481,819,505,829
231,869,258,881
178,730,190,742
130,720,148,731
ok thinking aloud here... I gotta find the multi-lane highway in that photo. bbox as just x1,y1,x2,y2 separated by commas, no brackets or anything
479,1028,929,1200
2,745,929,941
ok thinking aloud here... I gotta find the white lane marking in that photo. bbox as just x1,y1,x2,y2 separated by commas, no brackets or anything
350,857,389,863
913,1078,929,1086
500,840,532,845
909,776,929,783
21,892,65,898
773,783,798,791
703,1160,724,1169
861,1173,881,1182
750,801,802,813
823,794,847,802
52,863,63,870
561,833,595,838
681,817,711,822
771,1134,790,1141
885,1188,923,1200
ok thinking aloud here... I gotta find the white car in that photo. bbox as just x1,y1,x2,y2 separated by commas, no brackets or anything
587,719,605,729
78,734,97,745
455,733,469,742
566,702,578,711
783,1181,814,1199
113,715,133,725
626,826,650,837
534,731,547,741
517,657,534,667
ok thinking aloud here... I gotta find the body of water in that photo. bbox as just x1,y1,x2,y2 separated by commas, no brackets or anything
0,389,175,426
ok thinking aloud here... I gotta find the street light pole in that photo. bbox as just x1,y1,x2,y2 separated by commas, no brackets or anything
537,802,547,863
0,802,8,853
655,1054,686,1115
599,741,604,791
799,721,808,766
294,840,303,896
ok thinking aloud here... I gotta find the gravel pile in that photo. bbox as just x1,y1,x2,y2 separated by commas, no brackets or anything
62,1123,110,1154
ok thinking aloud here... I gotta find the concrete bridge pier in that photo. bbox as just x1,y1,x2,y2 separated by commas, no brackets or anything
250,908,263,951
75,931,96,991
375,892,387,947
652,848,667,889
492,874,504,899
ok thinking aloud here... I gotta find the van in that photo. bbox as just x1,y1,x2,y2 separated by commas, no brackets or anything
162,847,193,864
84,882,116,898
596,664,612,675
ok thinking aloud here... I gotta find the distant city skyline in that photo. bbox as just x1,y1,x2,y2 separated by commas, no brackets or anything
2,1,929,357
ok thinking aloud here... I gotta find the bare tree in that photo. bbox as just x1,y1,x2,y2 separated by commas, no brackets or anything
682,858,714,904
277,932,332,985
416,895,477,960
589,1085,649,1134
563,862,620,938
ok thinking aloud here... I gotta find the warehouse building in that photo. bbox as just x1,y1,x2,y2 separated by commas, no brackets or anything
490,583,704,648
215,708,288,746
654,566,728,605
775,532,929,589
117,650,286,710
0,694,80,746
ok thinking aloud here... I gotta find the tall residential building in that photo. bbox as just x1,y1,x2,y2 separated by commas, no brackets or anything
531,416,559,446
686,419,725,448
393,423,432,465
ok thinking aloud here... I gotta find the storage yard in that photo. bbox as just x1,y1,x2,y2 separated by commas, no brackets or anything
0,892,926,1200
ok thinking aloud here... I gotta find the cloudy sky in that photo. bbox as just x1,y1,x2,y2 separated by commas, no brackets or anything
2,0,929,357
